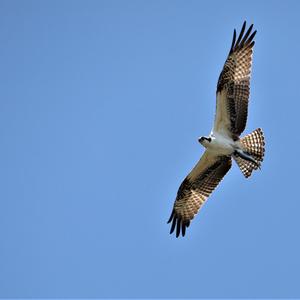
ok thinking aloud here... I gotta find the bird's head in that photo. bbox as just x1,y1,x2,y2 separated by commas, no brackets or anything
198,136,212,147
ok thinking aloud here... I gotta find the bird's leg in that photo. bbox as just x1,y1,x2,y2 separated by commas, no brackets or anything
234,149,261,169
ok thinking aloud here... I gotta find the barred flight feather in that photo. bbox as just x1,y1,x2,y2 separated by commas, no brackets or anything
215,21,256,139
167,155,232,237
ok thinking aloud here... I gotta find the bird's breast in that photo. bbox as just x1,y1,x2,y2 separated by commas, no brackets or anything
208,134,234,155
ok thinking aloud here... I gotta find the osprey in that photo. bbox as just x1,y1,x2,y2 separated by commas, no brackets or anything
168,21,265,237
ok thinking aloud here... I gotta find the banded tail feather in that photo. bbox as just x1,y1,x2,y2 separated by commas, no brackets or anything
234,128,265,178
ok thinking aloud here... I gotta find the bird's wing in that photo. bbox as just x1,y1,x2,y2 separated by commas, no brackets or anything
167,151,232,237
213,21,256,140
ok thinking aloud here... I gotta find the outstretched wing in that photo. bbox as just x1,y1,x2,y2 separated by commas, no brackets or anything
213,21,256,140
167,151,232,237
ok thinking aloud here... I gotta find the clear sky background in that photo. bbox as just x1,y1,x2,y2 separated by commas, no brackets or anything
1,0,300,298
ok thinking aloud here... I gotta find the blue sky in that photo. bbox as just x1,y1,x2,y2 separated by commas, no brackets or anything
1,0,300,298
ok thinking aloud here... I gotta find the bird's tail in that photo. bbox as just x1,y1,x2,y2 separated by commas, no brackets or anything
234,128,265,178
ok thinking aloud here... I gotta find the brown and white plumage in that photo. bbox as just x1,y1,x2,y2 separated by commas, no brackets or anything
168,153,232,237
234,128,265,178
168,22,265,238
214,21,256,140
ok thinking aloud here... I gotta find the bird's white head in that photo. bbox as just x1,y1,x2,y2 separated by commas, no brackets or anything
198,136,212,148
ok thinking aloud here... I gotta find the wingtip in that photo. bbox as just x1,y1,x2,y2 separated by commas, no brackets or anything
176,218,181,237
170,216,176,234
167,210,174,224
230,29,237,53
168,211,189,238
230,21,256,52
181,222,186,237
242,20,247,30
235,21,247,47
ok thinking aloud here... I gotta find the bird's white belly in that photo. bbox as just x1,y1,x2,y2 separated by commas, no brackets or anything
207,134,234,155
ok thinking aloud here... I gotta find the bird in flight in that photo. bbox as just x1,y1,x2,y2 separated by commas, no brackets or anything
167,21,265,238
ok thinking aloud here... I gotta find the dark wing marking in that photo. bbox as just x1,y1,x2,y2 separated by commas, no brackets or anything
214,21,256,139
167,152,232,237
